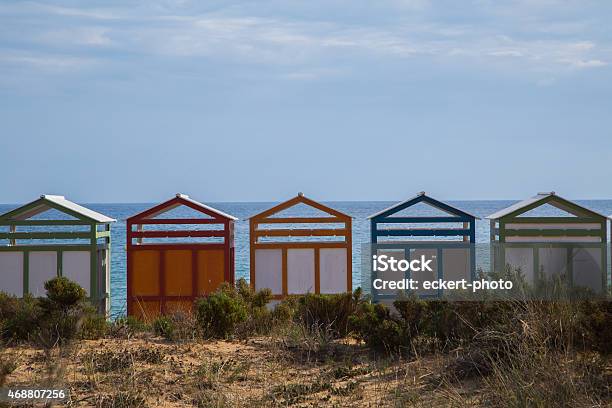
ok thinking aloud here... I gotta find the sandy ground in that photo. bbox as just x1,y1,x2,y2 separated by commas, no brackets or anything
1,335,484,407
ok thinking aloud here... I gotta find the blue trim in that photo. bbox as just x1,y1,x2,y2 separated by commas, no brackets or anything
374,229,471,237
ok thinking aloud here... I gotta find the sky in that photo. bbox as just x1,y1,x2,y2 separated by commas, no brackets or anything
1,0,611,204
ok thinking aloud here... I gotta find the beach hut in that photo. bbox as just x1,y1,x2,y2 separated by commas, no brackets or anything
368,192,478,299
249,193,352,299
0,195,115,315
126,194,237,319
487,192,608,293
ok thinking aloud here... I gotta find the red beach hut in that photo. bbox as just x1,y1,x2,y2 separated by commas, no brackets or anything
126,194,237,320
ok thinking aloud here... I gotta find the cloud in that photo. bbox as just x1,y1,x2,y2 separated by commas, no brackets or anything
572,59,607,68
40,27,113,47
0,52,96,71
0,0,610,79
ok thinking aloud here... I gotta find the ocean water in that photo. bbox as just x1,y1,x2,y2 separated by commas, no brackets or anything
1,200,612,316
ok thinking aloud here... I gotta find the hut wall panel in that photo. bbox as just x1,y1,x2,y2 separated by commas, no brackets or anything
164,250,193,296
319,248,347,294
375,249,406,296
287,249,315,294
133,300,161,322
197,249,225,295
442,248,471,283
29,251,58,297
410,248,438,297
132,250,160,296
572,248,603,293
0,252,23,296
62,251,91,295
538,247,568,278
505,248,535,282
255,249,282,294
572,248,606,293
165,300,193,315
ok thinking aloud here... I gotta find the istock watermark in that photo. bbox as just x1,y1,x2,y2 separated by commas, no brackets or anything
372,277,513,292
372,254,433,272
360,243,610,302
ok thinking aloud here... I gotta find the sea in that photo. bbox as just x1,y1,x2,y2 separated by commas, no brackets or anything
2,200,612,317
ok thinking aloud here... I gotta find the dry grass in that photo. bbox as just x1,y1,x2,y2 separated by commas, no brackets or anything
1,300,610,407
2,334,498,407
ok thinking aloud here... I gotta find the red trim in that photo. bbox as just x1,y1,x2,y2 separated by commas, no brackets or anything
128,243,226,251
131,230,225,238
128,196,232,222
132,218,222,225
159,250,166,313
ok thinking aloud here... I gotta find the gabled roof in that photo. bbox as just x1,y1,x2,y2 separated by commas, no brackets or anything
128,193,238,222
0,195,116,223
486,192,609,220
247,193,351,220
368,192,479,220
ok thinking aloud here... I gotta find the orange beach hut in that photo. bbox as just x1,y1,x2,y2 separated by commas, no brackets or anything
248,193,352,299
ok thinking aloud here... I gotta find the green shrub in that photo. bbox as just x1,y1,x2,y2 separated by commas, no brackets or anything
110,316,149,338
37,276,89,346
292,288,365,338
152,315,176,340
349,302,411,355
81,312,109,340
195,284,247,339
236,278,272,309
41,276,86,308
0,293,41,342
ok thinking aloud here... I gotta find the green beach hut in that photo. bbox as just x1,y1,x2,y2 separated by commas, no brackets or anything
0,195,115,315
486,192,609,294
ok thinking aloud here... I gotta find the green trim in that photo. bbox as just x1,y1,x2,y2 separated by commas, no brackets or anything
96,230,111,239
499,195,607,222
0,245,94,251
90,223,98,302
506,217,602,224
499,220,506,243
566,247,573,284
23,250,29,296
0,220,91,226
504,229,602,237
0,232,91,240
57,249,63,277
0,197,95,223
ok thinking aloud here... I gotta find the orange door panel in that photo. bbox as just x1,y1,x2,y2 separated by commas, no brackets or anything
164,250,193,296
132,300,161,322
165,300,193,315
132,250,160,296
197,250,225,295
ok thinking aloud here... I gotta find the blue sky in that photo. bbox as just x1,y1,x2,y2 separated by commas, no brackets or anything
1,0,611,203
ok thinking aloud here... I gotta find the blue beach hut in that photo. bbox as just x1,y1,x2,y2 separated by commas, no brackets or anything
368,192,478,300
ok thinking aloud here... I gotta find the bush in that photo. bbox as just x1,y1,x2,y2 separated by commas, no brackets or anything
152,315,176,340
42,276,86,308
81,312,109,340
349,302,411,355
109,316,150,338
0,277,104,345
37,276,89,346
291,288,365,338
0,293,41,342
195,284,247,339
